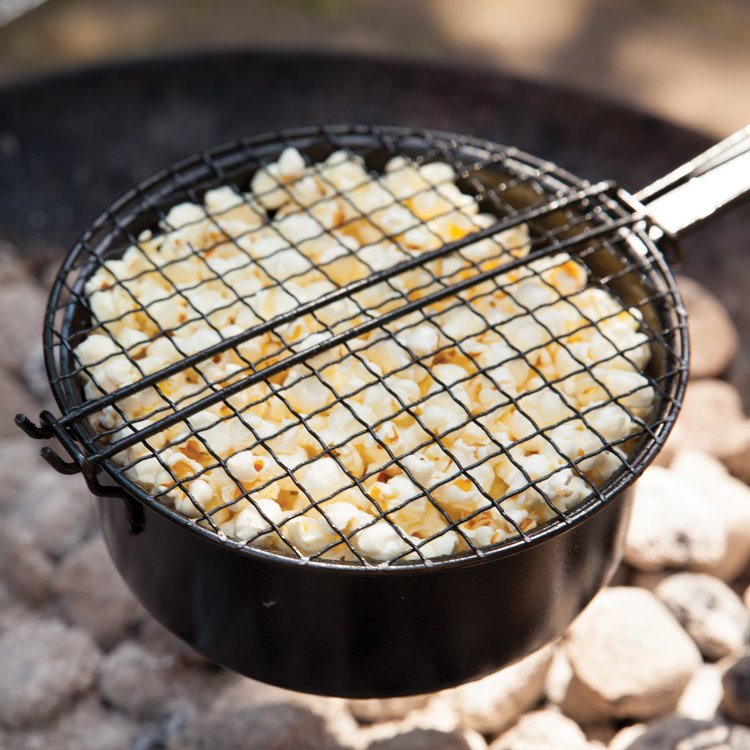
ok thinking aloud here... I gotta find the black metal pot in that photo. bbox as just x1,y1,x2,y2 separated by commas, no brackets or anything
21,120,750,697
97,473,632,698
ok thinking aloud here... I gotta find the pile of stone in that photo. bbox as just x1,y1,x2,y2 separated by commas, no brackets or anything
2,243,750,750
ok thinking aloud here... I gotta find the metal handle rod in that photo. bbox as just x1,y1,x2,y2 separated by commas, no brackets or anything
635,124,750,237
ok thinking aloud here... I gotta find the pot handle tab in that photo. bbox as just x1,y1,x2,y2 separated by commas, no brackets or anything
634,123,750,237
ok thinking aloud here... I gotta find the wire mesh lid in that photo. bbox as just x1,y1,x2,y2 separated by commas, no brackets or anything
30,125,688,568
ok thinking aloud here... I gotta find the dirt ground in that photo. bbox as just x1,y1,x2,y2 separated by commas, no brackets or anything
0,0,748,138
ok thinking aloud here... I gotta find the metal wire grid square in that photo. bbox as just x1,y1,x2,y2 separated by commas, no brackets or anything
42,125,688,567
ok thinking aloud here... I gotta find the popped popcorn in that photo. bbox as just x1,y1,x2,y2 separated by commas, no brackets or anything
75,147,656,564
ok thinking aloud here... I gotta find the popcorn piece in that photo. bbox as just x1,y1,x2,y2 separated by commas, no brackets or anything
296,456,348,501
355,521,412,562
235,498,283,541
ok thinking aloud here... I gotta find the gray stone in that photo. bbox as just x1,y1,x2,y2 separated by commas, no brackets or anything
677,664,723,721
13,470,94,559
624,466,726,572
55,536,144,648
210,676,359,748
99,641,175,717
490,710,588,750
350,696,431,723
0,618,101,729
21,345,51,405
623,717,750,749
670,450,750,581
562,587,701,722
0,525,53,604
678,275,739,379
0,439,47,513
448,645,552,734
370,728,471,750
175,702,343,750
655,573,750,660
0,373,40,439
11,696,137,750
721,652,750,726
139,617,209,666
0,282,47,374
354,694,462,749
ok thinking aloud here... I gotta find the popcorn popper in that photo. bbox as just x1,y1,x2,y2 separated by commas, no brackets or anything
17,124,750,697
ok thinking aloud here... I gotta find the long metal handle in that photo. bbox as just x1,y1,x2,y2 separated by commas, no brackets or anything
635,124,750,237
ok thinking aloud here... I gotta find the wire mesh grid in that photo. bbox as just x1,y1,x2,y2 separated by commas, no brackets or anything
40,125,688,568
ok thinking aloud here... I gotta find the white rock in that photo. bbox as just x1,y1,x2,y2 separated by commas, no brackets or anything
676,663,722,720
544,646,573,705
448,646,552,734
12,469,94,558
0,437,48,511
628,570,671,591
663,379,747,463
670,449,750,581
355,694,460,749
55,536,145,648
349,695,430,723
99,641,175,717
0,282,47,373
0,617,101,728
654,573,750,659
369,728,472,750
678,276,739,379
0,525,53,604
17,695,137,750
175,702,342,750
210,675,359,749
608,724,647,750
624,466,726,572
562,587,701,721
490,710,588,750
585,725,617,748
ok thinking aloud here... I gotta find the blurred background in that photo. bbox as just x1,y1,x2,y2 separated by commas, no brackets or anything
1,0,749,137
